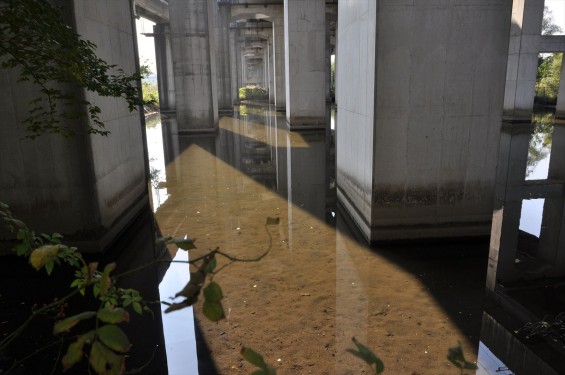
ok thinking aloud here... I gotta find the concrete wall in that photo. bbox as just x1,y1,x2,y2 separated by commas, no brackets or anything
284,0,326,127
335,0,377,239
337,0,513,241
169,0,218,131
0,0,148,251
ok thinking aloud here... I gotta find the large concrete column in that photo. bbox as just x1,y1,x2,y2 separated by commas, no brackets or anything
0,0,148,252
272,16,286,111
154,23,176,113
336,1,512,242
169,0,218,132
502,0,545,121
215,3,233,115
284,0,326,128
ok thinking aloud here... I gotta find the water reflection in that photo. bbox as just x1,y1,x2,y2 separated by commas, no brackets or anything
146,105,490,374
526,111,555,180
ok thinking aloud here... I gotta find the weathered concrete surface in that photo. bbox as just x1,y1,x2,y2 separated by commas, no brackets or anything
154,23,176,112
0,0,148,251
337,0,512,242
284,0,326,128
214,3,233,114
169,0,218,132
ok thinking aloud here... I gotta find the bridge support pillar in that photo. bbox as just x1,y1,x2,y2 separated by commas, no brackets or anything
284,0,326,128
169,0,218,132
336,0,512,242
272,15,286,111
154,23,176,113
214,3,233,115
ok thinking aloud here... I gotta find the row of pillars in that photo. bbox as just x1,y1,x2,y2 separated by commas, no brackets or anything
153,0,330,133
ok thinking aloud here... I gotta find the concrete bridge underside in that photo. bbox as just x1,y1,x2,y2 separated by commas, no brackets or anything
2,1,565,304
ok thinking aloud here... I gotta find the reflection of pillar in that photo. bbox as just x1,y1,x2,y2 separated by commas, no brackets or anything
486,124,531,290
486,0,547,290
272,16,286,111
154,23,176,113
215,3,233,115
539,121,565,274
169,0,218,132
284,0,326,128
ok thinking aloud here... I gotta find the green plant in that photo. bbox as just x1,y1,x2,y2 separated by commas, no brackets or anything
239,85,268,100
0,0,146,139
447,341,478,375
0,202,277,374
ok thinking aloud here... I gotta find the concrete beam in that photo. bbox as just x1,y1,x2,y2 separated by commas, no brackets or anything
135,0,169,22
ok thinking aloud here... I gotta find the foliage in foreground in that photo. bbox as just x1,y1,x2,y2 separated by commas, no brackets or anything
0,202,276,374
0,0,146,139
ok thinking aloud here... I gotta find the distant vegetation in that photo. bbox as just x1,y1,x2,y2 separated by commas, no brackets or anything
239,85,268,100
535,7,563,105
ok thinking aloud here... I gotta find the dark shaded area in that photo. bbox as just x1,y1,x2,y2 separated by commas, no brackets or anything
0,205,168,374
336,201,490,347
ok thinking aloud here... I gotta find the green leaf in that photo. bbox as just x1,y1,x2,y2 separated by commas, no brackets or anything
61,341,84,370
203,282,223,302
347,337,384,374
447,342,476,370
203,257,217,274
133,302,143,315
97,307,130,324
89,341,125,375
174,238,197,250
53,311,96,335
29,244,60,270
97,325,131,353
45,260,55,275
241,347,277,374
202,300,225,321
241,347,268,368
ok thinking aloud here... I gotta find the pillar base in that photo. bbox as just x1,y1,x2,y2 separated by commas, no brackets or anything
218,108,234,116
177,126,219,135
286,117,326,130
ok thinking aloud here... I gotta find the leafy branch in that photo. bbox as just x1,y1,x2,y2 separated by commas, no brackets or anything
0,203,277,374
0,0,146,139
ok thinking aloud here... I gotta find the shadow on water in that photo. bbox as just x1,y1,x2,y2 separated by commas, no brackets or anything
148,104,494,373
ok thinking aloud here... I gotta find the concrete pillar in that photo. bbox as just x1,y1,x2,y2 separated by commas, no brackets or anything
272,16,286,111
284,0,326,128
229,28,239,105
0,0,148,252
268,38,275,103
336,0,512,242
153,23,176,113
503,0,545,121
214,3,233,115
169,0,218,132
